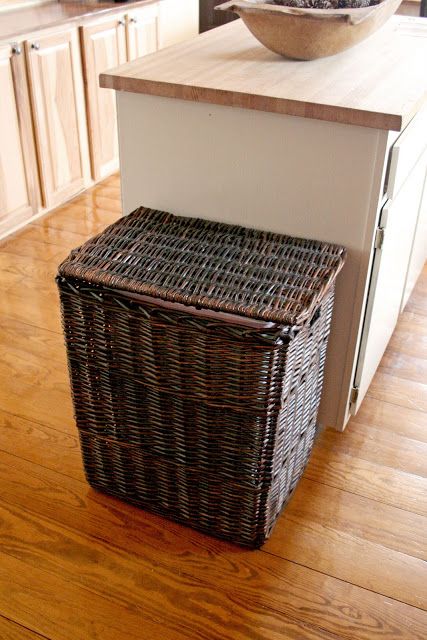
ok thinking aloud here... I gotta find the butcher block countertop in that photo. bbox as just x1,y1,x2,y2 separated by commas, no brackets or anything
101,16,427,131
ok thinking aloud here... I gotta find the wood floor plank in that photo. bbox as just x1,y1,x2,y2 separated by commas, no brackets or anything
368,370,427,413
265,509,427,610
1,270,24,292
1,287,63,334
21,224,92,251
379,351,427,384
0,616,48,640
0,317,65,365
353,395,427,443
0,341,68,388
74,193,122,214
284,478,427,560
0,412,84,482
0,501,347,640
33,203,119,236
0,454,425,640
0,554,191,640
316,423,427,477
305,447,427,516
388,311,427,359
74,186,121,204
1,173,426,639
0,373,75,433
0,236,66,262
404,269,427,316
0,251,62,285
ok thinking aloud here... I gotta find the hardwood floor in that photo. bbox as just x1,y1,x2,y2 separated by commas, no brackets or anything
0,174,426,639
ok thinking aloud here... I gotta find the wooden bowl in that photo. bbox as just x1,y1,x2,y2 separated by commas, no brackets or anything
215,0,402,60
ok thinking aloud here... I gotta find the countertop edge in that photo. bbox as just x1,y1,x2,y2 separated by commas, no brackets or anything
100,72,404,132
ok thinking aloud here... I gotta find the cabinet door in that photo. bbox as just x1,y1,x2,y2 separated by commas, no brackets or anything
401,166,427,309
25,28,90,209
352,148,427,413
81,15,127,181
0,44,39,238
159,0,199,49
127,4,159,62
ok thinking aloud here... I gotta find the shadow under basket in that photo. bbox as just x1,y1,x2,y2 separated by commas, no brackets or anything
56,208,345,548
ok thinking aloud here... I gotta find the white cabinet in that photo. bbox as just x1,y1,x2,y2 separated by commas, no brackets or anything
25,27,90,208
159,0,199,48
0,1,200,240
81,14,128,181
0,44,39,238
127,4,159,61
401,166,427,310
81,6,157,180
352,147,427,412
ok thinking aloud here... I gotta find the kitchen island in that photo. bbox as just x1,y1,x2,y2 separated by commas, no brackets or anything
101,16,427,430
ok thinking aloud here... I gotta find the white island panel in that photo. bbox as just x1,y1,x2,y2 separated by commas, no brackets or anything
117,91,390,430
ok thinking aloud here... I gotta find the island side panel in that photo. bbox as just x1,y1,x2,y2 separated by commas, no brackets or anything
117,92,389,430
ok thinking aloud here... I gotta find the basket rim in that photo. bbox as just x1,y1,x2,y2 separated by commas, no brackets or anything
58,207,346,327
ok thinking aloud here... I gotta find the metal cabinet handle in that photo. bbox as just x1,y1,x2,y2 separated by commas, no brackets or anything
118,19,125,26
130,17,138,23
31,42,40,50
11,43,22,55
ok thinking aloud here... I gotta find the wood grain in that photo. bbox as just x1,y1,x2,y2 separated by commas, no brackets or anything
0,453,425,640
0,616,46,640
405,265,427,316
0,175,426,639
368,370,427,413
0,316,65,363
0,45,39,239
388,311,427,360
305,448,427,516
0,553,191,640
0,372,74,432
264,487,427,610
33,202,119,236
0,502,350,640
80,14,127,181
316,422,427,477
284,478,427,560
126,3,159,62
0,45,38,237
25,27,90,208
100,16,427,131
0,411,84,482
379,351,427,384
353,395,427,442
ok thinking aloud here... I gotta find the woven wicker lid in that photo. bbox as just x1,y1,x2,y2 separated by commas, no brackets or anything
58,207,346,326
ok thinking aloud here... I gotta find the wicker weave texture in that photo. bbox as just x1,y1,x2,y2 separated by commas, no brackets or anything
58,207,345,327
57,209,344,547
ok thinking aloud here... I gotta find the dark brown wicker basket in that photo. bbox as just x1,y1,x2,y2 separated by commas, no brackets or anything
57,208,345,548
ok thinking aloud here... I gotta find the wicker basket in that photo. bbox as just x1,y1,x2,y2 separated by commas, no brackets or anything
57,208,345,548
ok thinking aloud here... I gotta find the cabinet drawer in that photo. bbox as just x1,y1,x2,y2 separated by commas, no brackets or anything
386,105,427,199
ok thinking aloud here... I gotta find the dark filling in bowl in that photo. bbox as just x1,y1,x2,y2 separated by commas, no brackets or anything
272,0,381,8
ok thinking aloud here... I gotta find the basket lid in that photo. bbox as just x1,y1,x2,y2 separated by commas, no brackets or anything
58,208,346,326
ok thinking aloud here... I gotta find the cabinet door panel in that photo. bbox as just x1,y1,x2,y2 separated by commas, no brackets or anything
352,149,427,413
81,16,127,181
401,167,427,309
127,4,159,61
0,45,39,237
26,28,90,208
